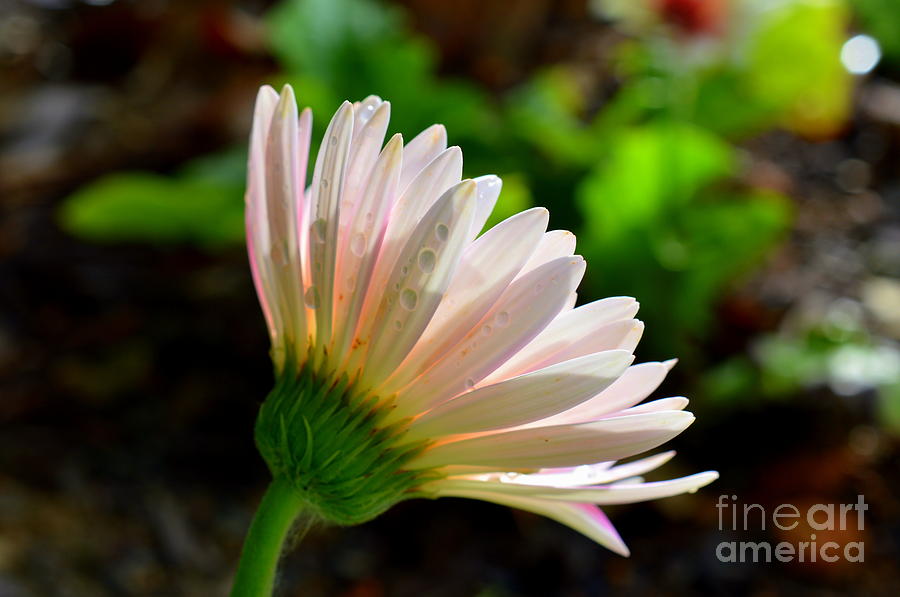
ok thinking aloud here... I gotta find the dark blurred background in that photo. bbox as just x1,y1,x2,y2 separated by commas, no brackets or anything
2,0,899,595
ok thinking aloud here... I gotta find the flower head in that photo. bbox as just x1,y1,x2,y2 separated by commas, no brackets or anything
245,85,717,555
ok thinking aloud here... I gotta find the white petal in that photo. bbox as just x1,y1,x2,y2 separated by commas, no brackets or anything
518,230,576,277
509,452,677,487
352,95,383,135
469,175,502,239
529,360,675,427
308,101,354,346
614,397,690,415
330,134,403,360
426,487,630,556
246,86,281,342
408,350,634,439
262,86,310,357
482,297,639,384
358,180,476,386
399,124,447,192
409,411,695,470
384,208,549,393
394,256,586,418
437,471,718,505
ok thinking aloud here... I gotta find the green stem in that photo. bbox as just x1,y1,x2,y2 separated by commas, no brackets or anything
230,477,305,597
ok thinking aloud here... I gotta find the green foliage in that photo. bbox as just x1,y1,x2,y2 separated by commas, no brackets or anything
59,159,245,248
577,121,790,356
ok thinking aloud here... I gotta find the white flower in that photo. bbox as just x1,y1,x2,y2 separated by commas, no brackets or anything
245,84,717,555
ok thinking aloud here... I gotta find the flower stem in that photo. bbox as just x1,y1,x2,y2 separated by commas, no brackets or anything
230,477,305,597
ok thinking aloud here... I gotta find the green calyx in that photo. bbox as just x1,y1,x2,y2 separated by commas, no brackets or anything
254,356,433,526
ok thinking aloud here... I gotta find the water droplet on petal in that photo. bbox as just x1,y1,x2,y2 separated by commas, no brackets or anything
345,276,356,290
329,135,338,146
418,248,436,273
312,219,327,244
435,223,449,242
465,378,475,389
321,178,329,189
494,311,510,327
394,320,403,330
350,233,366,257
365,211,374,223
304,286,319,309
401,265,409,276
482,325,492,336
400,288,418,311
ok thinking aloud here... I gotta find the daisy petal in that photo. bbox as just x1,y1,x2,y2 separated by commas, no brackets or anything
359,180,477,386
395,256,586,417
408,350,634,439
518,230,576,277
308,101,354,345
384,207,549,393
469,175,502,239
483,297,640,384
410,411,695,470
399,124,448,192
330,134,403,359
528,360,675,427
510,451,677,487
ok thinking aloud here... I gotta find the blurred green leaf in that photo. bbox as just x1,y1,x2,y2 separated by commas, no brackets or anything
745,0,851,137
482,173,533,232
59,170,244,248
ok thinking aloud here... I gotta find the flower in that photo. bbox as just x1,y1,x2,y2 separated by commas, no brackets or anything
244,84,717,557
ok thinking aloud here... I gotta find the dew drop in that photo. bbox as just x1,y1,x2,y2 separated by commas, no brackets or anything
481,325,492,336
400,288,418,311
394,282,400,291
350,233,366,257
435,223,449,242
465,378,475,390
329,135,338,146
365,211,374,223
394,320,403,330
312,219,327,244
494,311,510,327
401,265,409,276
417,248,436,273
345,276,356,291
304,286,319,309
321,178,329,189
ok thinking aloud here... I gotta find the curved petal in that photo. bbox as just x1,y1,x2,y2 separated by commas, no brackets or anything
409,411,695,470
407,350,634,439
358,181,477,386
393,256,586,418
385,207,549,393
518,230,576,278
399,124,447,192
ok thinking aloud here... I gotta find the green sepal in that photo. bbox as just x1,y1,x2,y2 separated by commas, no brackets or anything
254,355,436,526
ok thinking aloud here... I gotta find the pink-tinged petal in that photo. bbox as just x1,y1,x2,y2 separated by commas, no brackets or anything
352,95,384,136
308,101,354,347
407,350,634,439
330,134,403,360
399,124,447,192
469,175,502,239
517,230,576,277
613,397,690,416
246,86,280,341
409,411,695,470
263,86,309,357
357,180,477,387
394,256,586,417
528,360,675,427
426,488,630,556
524,472,720,504
384,207,549,393
513,451,677,487
482,297,639,384
434,471,718,506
